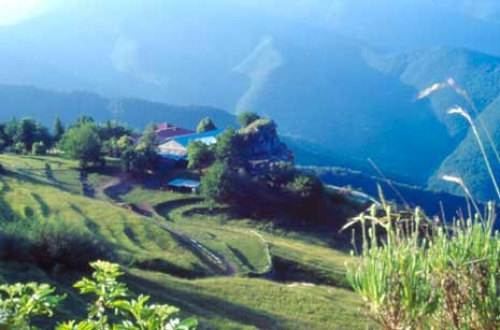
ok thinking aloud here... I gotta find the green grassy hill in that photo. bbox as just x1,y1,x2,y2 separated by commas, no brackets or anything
0,154,373,329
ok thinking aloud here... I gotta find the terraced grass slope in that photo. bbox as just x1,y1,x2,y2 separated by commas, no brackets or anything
0,154,373,329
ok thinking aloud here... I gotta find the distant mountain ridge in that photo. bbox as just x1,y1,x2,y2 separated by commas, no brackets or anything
0,85,235,131
2,2,500,200
365,47,500,201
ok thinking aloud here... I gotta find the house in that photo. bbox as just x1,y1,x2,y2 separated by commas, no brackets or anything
131,123,193,146
154,123,194,144
167,178,200,193
158,129,222,163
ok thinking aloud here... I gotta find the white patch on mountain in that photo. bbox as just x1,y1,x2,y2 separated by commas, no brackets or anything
233,36,284,114
109,35,165,86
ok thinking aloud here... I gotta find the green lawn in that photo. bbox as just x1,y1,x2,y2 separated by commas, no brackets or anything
0,154,373,329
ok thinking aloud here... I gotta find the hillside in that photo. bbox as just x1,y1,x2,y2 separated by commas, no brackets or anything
366,47,500,200
4,1,500,199
0,2,466,181
365,47,500,134
0,154,372,329
0,85,235,130
429,95,500,201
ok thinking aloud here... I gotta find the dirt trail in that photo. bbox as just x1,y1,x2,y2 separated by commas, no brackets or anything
95,176,236,276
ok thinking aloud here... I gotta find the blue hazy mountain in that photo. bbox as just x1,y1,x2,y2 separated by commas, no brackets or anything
2,1,500,197
0,85,235,131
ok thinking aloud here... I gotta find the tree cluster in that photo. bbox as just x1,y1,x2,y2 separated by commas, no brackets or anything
119,124,159,176
193,112,325,218
0,117,54,155
0,115,149,171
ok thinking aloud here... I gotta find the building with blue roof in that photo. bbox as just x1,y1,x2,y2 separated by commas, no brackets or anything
158,129,223,164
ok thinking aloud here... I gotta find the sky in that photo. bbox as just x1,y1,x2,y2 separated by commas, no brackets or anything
0,0,51,26
3,0,500,27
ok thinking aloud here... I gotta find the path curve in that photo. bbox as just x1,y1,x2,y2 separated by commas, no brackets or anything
96,176,236,276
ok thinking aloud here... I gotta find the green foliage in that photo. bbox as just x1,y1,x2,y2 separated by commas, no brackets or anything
0,262,197,330
31,142,47,156
0,118,54,154
200,161,233,205
214,128,242,166
124,125,159,175
186,141,214,173
59,123,103,169
237,112,260,128
0,219,109,271
346,199,500,330
58,260,198,330
14,118,38,153
285,174,323,199
195,117,216,133
53,117,65,144
0,282,65,330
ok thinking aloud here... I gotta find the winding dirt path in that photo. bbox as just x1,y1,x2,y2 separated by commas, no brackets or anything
95,176,236,276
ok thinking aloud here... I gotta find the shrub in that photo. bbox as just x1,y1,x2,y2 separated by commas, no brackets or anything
0,261,198,330
32,141,47,156
237,112,260,128
200,161,233,206
0,219,109,271
28,220,109,271
0,282,65,329
59,123,103,169
196,117,217,133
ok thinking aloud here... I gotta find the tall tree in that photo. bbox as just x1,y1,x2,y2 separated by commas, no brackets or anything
187,140,214,173
196,117,217,133
200,161,233,205
237,111,260,128
59,123,103,169
53,116,65,143
215,127,243,166
123,124,159,175
14,118,37,153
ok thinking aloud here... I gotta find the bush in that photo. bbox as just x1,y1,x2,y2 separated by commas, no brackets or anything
237,112,260,128
200,161,233,206
59,123,103,169
196,117,217,133
31,141,47,155
0,261,198,330
0,219,109,271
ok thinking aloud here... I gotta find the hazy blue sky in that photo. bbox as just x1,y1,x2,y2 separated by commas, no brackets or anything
3,0,500,27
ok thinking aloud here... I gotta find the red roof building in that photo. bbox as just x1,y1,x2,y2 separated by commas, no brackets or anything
154,123,194,144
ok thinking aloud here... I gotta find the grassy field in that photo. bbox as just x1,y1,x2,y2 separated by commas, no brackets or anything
0,154,373,329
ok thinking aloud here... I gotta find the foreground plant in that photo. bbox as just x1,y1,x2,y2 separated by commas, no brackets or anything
0,261,197,330
346,198,500,330
0,282,65,329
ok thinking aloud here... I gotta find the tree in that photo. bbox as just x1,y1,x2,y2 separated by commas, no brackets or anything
59,123,103,169
237,111,260,128
53,116,65,143
4,118,18,146
120,126,158,175
14,118,37,153
200,161,233,205
196,117,217,133
31,141,47,155
187,141,214,173
73,115,94,127
215,127,243,166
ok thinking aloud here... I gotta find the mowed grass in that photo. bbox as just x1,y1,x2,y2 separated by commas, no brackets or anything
0,154,373,329
0,154,210,275
127,268,373,330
